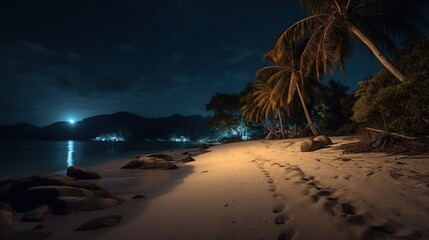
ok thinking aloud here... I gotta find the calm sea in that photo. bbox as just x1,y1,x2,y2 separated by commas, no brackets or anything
0,141,194,180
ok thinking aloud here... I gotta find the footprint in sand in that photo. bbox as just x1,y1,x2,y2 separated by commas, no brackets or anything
360,222,421,240
274,214,288,225
272,204,286,213
309,188,333,203
323,198,339,216
278,229,296,240
323,198,359,218
341,203,356,215
273,193,283,200
268,184,277,192
346,214,366,225
306,180,319,187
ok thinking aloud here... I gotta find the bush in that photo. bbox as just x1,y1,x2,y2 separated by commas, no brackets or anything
352,38,429,136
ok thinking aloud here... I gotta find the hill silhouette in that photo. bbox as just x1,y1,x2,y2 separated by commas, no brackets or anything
0,112,208,141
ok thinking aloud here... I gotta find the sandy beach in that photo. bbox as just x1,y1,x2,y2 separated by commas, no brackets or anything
3,136,429,240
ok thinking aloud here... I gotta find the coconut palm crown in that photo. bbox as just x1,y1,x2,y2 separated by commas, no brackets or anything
267,0,427,82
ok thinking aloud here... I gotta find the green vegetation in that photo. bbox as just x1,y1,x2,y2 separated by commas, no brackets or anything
205,93,253,140
353,38,429,136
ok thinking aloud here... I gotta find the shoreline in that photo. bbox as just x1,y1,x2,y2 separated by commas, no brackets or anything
2,137,429,240
0,140,206,180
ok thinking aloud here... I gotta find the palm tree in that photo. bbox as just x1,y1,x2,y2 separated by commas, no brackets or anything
252,59,319,136
328,79,349,98
241,82,280,138
253,68,289,138
240,98,279,139
262,35,325,137
268,0,427,82
260,66,321,136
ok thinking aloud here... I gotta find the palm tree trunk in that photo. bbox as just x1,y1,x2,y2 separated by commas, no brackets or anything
277,109,286,139
349,24,405,82
284,115,289,138
259,116,279,138
295,81,320,136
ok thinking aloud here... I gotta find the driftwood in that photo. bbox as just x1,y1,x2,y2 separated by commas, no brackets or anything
366,127,417,140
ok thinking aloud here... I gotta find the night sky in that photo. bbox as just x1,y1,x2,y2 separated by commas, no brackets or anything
0,0,382,127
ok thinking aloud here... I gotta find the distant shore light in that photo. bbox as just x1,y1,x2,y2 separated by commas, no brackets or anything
69,119,75,124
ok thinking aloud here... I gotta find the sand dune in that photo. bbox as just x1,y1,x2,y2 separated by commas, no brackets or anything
10,137,429,240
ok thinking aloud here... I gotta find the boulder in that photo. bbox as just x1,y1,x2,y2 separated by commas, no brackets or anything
132,195,146,199
0,175,122,214
22,205,51,222
0,209,13,229
144,153,173,161
121,157,178,170
57,196,122,212
177,155,195,163
2,175,105,196
0,202,13,229
24,186,95,200
75,215,122,231
300,138,326,152
22,186,121,214
66,166,101,180
313,135,333,146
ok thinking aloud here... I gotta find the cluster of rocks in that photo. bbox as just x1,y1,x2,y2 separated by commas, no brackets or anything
0,166,124,238
0,174,123,215
0,151,199,237
300,135,333,152
121,152,195,170
66,166,101,180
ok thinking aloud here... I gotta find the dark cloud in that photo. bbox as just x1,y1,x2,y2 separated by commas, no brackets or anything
0,41,138,95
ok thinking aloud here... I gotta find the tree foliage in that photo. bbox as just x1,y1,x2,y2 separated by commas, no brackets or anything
205,93,242,132
353,38,429,135
315,80,351,134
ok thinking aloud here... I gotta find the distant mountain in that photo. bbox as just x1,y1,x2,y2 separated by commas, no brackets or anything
0,112,209,141
0,123,41,140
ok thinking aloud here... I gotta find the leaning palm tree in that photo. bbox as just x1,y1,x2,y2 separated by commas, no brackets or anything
268,0,427,82
253,68,289,138
241,98,279,139
259,40,323,136
257,65,321,136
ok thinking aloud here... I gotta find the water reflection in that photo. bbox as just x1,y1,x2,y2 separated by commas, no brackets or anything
106,142,117,154
67,140,74,167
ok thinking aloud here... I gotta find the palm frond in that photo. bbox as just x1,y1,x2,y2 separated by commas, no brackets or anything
268,71,288,107
255,66,283,81
299,26,325,79
287,72,298,105
266,15,330,64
